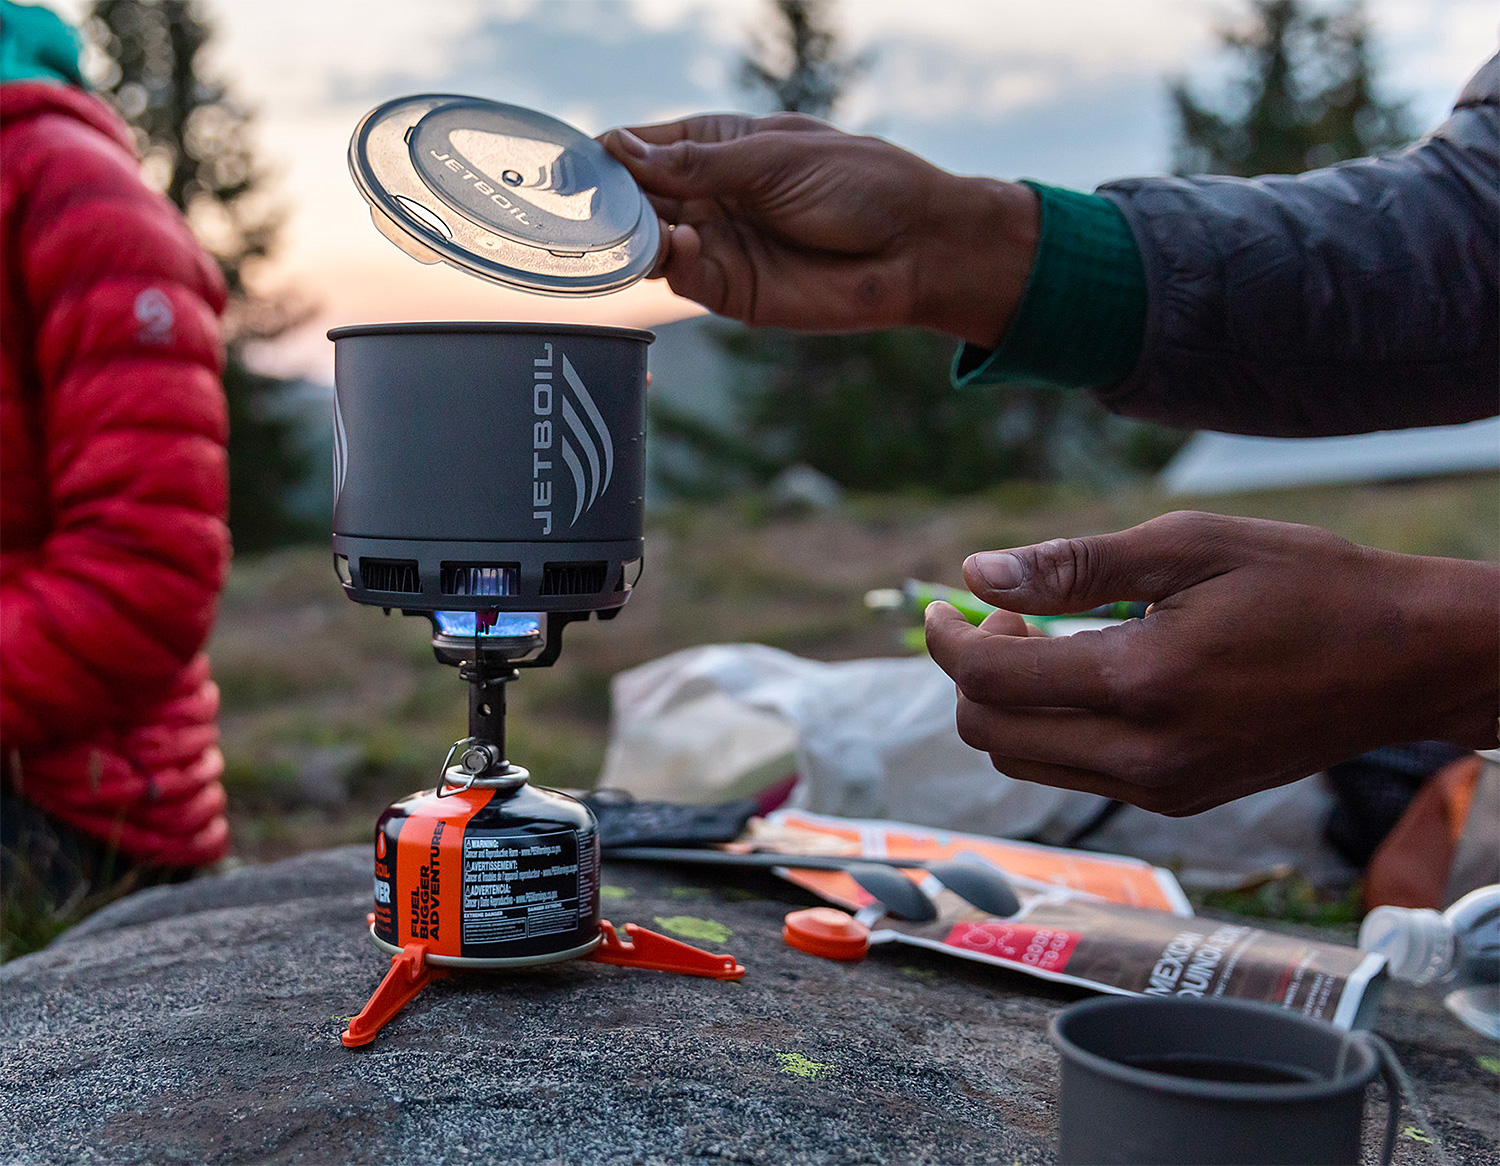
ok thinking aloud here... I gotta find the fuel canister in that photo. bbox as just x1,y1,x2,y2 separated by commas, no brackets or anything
373,781,600,966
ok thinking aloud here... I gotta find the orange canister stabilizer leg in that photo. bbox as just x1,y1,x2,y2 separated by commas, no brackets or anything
587,920,745,980
342,942,450,1047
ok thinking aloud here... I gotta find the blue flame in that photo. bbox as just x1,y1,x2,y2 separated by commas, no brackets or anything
434,611,542,638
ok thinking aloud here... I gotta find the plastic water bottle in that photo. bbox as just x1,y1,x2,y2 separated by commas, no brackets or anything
1358,884,1500,1038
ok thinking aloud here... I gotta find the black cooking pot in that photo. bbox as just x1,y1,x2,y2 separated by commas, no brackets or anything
328,321,651,612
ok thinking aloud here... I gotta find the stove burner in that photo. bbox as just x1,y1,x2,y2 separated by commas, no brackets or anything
340,615,746,1048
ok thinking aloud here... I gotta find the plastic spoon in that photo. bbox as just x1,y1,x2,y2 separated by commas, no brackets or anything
926,856,1022,919
845,862,938,922
604,845,1021,918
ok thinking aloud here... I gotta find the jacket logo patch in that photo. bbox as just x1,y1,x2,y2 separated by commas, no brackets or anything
134,288,175,346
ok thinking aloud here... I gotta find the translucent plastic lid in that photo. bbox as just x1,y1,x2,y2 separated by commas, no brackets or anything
349,94,660,296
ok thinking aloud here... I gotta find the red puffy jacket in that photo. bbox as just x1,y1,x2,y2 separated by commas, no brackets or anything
1,81,231,868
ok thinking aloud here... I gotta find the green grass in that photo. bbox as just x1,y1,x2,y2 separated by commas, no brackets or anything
1191,876,1364,929
2,875,100,961
1,845,145,962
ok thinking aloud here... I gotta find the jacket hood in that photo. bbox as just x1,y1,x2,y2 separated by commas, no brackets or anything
0,1,83,87
0,2,127,153
0,76,135,155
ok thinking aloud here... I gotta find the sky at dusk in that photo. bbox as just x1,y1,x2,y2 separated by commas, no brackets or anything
50,0,1498,382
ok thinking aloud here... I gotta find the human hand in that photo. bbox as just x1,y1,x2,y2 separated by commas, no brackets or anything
924,511,1500,815
601,114,1037,346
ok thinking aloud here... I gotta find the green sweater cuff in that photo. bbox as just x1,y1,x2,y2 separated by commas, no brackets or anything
951,181,1145,391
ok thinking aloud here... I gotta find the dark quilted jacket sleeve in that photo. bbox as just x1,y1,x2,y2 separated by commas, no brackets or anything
1094,54,1499,437
0,102,230,749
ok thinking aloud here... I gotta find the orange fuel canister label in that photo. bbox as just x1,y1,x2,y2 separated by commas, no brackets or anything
409,818,452,944
372,816,402,942
373,788,490,956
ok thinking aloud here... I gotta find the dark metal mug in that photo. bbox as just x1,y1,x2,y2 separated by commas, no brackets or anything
328,321,652,613
1049,996,1401,1165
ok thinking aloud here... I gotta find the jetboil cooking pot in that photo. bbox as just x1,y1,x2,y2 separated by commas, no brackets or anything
329,321,650,613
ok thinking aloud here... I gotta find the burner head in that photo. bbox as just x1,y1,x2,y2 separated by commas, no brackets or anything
329,321,651,615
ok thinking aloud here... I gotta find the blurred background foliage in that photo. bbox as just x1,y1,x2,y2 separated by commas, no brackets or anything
1172,0,1415,175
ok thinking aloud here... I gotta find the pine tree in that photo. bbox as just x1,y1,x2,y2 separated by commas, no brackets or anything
739,0,863,118
85,0,314,551
1172,0,1414,176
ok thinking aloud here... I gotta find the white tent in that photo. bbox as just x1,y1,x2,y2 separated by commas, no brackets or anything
1161,417,1500,495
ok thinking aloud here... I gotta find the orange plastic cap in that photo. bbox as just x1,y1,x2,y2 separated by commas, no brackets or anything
783,907,870,961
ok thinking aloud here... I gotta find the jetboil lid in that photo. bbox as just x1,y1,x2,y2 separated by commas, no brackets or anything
349,94,660,296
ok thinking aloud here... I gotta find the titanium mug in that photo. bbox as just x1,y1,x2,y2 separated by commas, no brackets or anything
1049,996,1402,1165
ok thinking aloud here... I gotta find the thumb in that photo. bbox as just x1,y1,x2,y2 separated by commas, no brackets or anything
962,511,1240,615
605,128,771,201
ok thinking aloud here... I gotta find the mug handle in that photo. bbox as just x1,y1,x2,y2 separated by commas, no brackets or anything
1360,1033,1408,1166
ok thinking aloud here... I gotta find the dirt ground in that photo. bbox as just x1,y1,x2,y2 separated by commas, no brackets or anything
211,474,1500,865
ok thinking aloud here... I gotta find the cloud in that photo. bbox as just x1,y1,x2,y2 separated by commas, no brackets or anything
1367,0,1497,123
885,71,1178,191
326,0,743,134
844,41,1069,126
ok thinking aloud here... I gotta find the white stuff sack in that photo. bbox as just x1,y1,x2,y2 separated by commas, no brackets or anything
598,643,1352,888
599,643,1103,840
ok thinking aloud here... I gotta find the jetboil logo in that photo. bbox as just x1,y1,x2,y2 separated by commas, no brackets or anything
332,391,348,504
532,343,614,535
428,130,598,226
427,148,533,227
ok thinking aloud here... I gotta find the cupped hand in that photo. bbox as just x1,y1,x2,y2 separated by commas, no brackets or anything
601,114,1037,345
924,511,1500,815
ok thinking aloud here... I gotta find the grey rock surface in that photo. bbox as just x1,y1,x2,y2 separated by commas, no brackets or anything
2,846,1495,1164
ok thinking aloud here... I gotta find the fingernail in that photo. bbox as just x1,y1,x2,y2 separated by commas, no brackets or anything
970,552,1024,590
612,129,650,160
927,598,967,627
